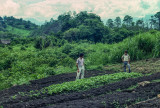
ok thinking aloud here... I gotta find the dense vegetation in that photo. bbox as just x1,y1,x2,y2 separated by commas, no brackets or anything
31,11,160,43
0,11,160,91
0,30,160,91
0,16,38,39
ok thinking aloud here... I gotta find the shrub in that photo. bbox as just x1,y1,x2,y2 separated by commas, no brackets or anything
62,43,74,54
137,36,154,53
21,46,26,50
69,47,86,59
153,36,160,57
8,46,13,50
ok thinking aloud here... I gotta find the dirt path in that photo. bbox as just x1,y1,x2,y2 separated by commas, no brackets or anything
0,70,114,100
2,72,160,108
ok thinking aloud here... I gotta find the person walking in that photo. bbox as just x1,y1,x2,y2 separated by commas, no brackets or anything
76,53,85,80
121,50,131,73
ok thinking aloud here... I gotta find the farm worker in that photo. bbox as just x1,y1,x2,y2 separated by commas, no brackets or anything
121,50,131,73
76,53,85,80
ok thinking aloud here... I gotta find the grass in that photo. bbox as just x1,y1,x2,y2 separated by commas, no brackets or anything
151,79,160,83
126,84,139,90
1,31,160,91
105,58,160,74
6,25,31,37
11,95,17,100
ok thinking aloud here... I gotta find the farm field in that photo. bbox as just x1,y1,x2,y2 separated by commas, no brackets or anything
1,8,160,108
0,58,160,108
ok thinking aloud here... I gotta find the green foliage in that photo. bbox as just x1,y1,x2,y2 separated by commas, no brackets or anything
69,46,86,59
62,43,74,54
6,26,31,37
11,95,17,99
34,36,66,49
16,72,142,98
21,46,26,50
35,65,55,76
45,72,142,95
3,16,38,30
137,35,154,53
0,31,160,91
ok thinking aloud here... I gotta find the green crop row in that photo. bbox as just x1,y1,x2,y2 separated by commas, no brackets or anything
10,72,142,99
45,72,142,95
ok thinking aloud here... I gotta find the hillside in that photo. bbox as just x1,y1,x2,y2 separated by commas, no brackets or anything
0,16,38,39
31,11,146,44
0,30,159,90
0,56,160,107
6,26,32,37
0,12,160,108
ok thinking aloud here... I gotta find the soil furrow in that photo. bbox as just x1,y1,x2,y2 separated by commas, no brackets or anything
0,70,113,100
2,72,160,108
44,82,160,108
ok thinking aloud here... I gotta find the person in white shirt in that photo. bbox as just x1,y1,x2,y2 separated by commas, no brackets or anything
121,50,131,73
76,53,85,80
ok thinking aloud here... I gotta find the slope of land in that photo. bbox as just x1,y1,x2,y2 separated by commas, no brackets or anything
0,58,160,108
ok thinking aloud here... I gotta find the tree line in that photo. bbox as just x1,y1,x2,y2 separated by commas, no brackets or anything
0,16,38,31
106,12,160,30
31,11,160,44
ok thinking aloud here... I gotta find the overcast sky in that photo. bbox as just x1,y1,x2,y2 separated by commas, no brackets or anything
0,0,160,24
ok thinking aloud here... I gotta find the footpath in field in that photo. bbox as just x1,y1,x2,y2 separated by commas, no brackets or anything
1,72,160,108
0,70,114,100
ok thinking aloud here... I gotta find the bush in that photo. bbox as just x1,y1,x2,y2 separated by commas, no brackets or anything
137,36,154,53
21,46,26,50
35,65,56,76
69,47,86,59
149,30,157,34
8,46,13,50
62,43,74,54
58,56,75,67
153,36,160,57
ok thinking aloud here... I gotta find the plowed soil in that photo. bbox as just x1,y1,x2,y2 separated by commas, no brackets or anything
1,72,160,108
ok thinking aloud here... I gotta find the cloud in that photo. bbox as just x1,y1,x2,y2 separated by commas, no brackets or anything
0,0,159,23
140,0,150,9
0,0,20,16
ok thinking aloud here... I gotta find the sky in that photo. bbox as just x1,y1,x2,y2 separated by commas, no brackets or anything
0,0,160,24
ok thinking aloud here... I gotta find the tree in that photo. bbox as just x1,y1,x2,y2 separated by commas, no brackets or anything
150,16,156,29
136,19,144,28
0,17,3,21
76,11,101,24
123,15,133,27
106,19,114,28
114,17,121,27
63,28,80,42
155,12,160,30
50,18,54,23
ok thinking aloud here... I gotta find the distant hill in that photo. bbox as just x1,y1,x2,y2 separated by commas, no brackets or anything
0,16,39,39
24,18,45,25
31,11,103,38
